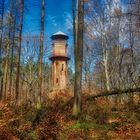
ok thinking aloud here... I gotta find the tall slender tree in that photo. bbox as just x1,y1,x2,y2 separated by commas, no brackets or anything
0,0,4,61
38,0,45,104
15,0,24,104
9,0,16,95
73,0,84,116
0,0,5,99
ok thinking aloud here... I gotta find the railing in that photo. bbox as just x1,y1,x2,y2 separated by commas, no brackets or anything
49,52,70,59
53,40,67,44
52,53,66,56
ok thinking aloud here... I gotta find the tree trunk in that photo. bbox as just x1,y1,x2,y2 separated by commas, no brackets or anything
73,0,84,117
2,45,9,99
0,0,5,100
2,4,13,100
102,36,110,91
9,0,16,95
103,53,110,91
15,0,24,104
38,0,45,104
0,0,4,59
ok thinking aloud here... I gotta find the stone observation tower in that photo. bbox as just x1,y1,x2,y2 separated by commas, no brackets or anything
49,31,70,90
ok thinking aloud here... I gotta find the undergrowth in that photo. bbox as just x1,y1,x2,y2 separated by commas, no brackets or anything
0,97,140,139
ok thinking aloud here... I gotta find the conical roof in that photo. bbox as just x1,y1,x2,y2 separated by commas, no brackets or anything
51,31,69,40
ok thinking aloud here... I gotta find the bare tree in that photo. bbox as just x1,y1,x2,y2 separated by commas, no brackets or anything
15,0,24,104
0,0,4,61
9,0,16,95
73,0,84,116
38,0,45,104
0,0,5,99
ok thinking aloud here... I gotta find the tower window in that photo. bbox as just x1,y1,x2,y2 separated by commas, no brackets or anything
62,64,64,71
56,62,59,66
56,78,58,83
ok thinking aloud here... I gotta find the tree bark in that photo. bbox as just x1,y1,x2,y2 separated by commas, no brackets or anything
9,19,15,95
38,0,45,104
73,0,84,116
15,0,24,104
0,0,4,60
0,0,5,100
103,50,110,91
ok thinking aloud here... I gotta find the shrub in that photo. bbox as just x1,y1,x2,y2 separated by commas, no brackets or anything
86,102,110,124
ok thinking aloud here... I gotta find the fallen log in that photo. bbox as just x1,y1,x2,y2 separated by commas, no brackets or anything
88,88,140,100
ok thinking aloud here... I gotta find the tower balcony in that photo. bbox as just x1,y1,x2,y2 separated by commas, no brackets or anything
49,52,70,61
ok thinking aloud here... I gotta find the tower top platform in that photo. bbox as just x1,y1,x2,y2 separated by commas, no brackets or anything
51,31,69,40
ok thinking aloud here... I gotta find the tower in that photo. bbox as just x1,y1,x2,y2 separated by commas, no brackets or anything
49,31,70,90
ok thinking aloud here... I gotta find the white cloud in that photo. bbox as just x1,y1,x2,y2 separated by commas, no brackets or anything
64,12,73,31
48,15,57,27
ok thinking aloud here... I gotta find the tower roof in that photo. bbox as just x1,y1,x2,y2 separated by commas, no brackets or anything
51,31,69,40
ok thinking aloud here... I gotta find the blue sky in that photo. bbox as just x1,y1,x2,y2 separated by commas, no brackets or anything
23,0,73,37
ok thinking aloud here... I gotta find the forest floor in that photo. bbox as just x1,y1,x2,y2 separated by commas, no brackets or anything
0,96,140,140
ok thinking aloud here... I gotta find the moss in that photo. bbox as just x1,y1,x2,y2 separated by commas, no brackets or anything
65,121,112,131
63,121,113,140
27,131,38,140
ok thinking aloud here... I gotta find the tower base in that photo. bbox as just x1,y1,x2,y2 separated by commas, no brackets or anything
48,88,72,101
